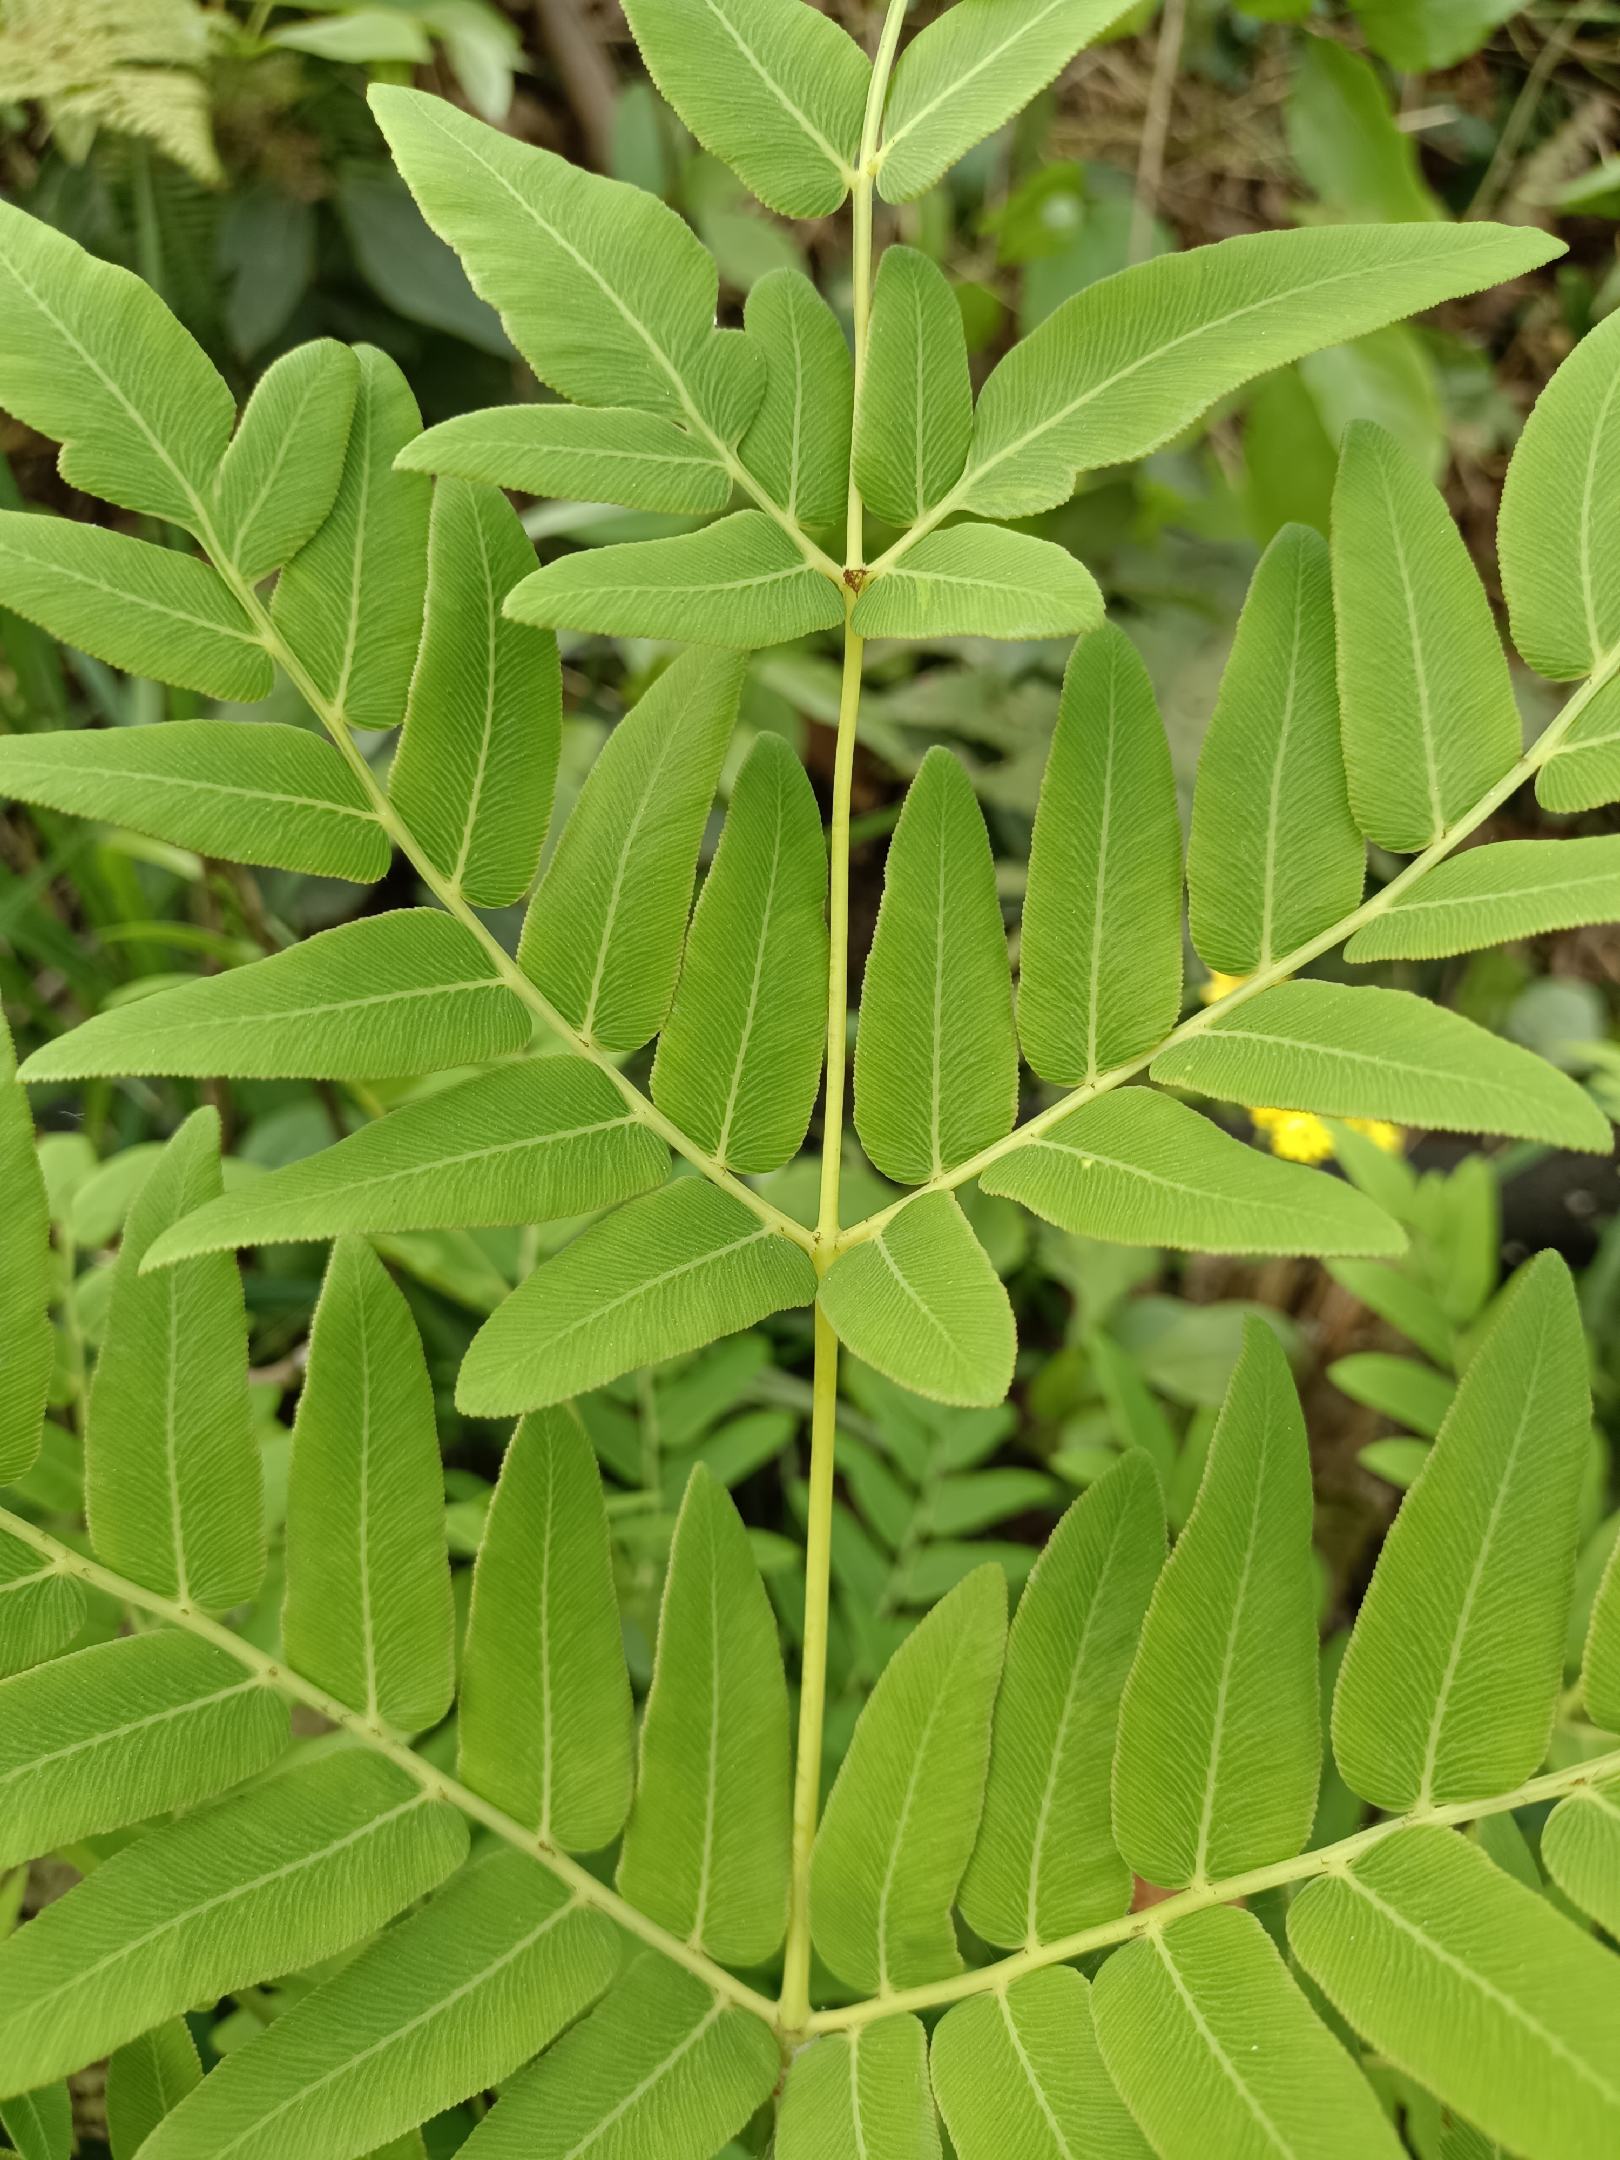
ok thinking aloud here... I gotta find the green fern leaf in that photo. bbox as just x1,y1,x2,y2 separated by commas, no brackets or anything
1187,524,1363,973
270,346,431,734
18,912,532,1083
0,1752,467,2092
1113,1323,1319,1888
0,197,233,526
86,1110,264,1611
818,1193,1016,1409
617,1465,790,1961
399,405,731,516
211,341,360,581
1332,1254,1590,1809
854,747,1017,1184
0,1016,50,1484
459,1407,634,1853
1151,980,1613,1152
105,2023,201,2160
136,1851,618,2160
1019,624,1182,1086
811,1564,1006,1993
0,1632,286,1872
956,224,1562,520
390,478,560,907
1093,1904,1401,2159
0,1524,84,1678
779,2017,940,2160
461,1951,775,2157
740,269,853,530
0,514,271,702
142,1060,665,1265
1289,1826,1620,2160
982,1088,1404,1258
931,1967,1152,2160
0,721,390,883
520,648,744,1052
1584,1534,1620,1732
1499,307,1620,681
458,1181,815,1415
1542,1778,1620,1938
855,247,973,527
285,1240,454,1732
959,1455,1164,1948
652,731,828,1173
852,526,1101,641
0,2084,71,2160
1346,837,1620,960
1333,420,1520,851
1536,675,1620,815
621,0,867,219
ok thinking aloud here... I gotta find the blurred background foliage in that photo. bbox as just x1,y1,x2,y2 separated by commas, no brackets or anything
2,8,1620,2148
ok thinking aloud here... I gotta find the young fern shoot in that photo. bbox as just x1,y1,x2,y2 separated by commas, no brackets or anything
1,2,1620,2156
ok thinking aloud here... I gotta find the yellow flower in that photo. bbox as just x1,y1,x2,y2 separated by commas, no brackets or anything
1201,970,1248,1006
1248,1107,1405,1163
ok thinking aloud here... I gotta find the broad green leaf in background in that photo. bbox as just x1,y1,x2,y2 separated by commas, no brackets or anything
390,478,560,906
1541,1778,1620,1938
0,722,390,884
1019,624,1182,1085
960,1455,1164,1948
458,1180,816,1415
270,345,430,733
0,2084,72,2160
400,405,731,516
818,1193,1017,1409
20,911,532,1083
1332,1254,1589,1809
0,1523,84,1679
811,1564,1006,1993
1113,1323,1319,1887
0,515,271,702
1350,0,1531,74
136,1852,619,2160
875,0,1138,205
105,2023,202,2160
617,1466,791,1964
1585,1536,1620,1732
0,1016,50,1483
983,1089,1404,1258
1290,1826,1620,2160
1151,981,1614,1152
621,0,869,216
508,512,842,646
372,87,761,444
779,2018,940,2160
1288,37,1440,225
520,648,743,1051
143,1060,666,1264
0,197,233,526
652,732,828,1173
210,340,360,580
1187,524,1363,973
851,526,1102,641
1331,1353,1453,1437
1332,421,1521,851
855,247,973,527
459,1952,778,2159
284,1239,454,1732
956,224,1562,520
459,1407,634,1853
931,1968,1152,2160
1499,308,1620,681
87,1110,264,1612
0,1752,467,2092
1093,1905,1401,2160
739,269,853,530
854,747,1017,1184
1346,838,1620,961
0,1632,286,1871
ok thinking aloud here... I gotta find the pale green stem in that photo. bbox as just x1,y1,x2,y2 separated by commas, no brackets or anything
805,1740,1620,2033
778,0,910,2040
0,1504,777,2025
836,638,1620,1254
